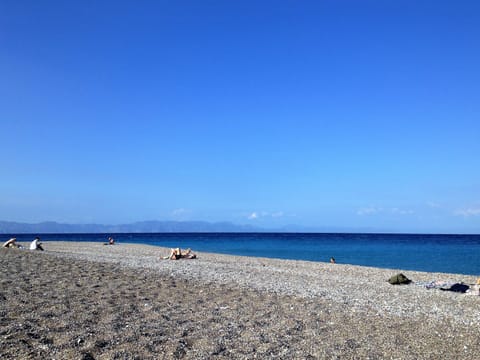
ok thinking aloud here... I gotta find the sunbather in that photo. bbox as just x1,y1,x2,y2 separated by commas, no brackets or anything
162,248,196,260
3,238,22,249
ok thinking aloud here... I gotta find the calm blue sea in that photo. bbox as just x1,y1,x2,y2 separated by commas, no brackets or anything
6,233,480,275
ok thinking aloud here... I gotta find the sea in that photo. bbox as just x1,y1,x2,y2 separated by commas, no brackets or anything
6,232,480,276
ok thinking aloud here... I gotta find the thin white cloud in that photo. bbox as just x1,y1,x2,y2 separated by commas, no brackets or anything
357,207,414,216
357,207,382,216
171,208,191,216
454,208,480,217
247,211,285,220
391,208,414,215
427,201,441,209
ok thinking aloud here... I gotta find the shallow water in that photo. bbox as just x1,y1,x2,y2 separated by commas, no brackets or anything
6,232,480,275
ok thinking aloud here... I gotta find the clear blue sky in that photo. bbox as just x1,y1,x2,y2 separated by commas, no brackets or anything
1,1,479,233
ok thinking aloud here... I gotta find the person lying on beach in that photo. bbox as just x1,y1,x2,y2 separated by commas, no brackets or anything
29,237,44,251
162,248,197,260
3,238,23,249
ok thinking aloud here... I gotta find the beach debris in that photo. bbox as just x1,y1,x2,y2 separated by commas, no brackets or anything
81,352,95,360
173,339,188,358
466,284,480,296
211,341,227,356
94,339,109,349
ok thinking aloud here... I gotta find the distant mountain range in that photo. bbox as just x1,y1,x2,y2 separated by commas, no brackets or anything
0,220,393,234
2,220,463,234
0,220,261,234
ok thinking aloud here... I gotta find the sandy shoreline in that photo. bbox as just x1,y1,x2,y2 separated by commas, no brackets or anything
1,241,479,359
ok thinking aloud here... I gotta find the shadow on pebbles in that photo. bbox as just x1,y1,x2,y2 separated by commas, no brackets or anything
1,248,479,359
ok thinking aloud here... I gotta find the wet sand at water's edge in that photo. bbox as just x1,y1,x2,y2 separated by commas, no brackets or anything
1,242,479,359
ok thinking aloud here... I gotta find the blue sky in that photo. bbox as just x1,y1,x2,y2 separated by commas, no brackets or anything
1,1,479,233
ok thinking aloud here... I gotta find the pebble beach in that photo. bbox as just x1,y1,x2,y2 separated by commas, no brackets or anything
1,241,479,359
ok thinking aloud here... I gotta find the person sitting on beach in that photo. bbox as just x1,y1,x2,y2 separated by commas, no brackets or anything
162,248,196,260
3,237,23,249
103,237,115,245
29,237,44,251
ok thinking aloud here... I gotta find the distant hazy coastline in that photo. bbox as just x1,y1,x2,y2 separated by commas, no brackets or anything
0,220,392,234
1,220,475,234
0,220,259,234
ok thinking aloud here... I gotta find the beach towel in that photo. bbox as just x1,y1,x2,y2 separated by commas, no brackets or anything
440,283,469,293
388,273,411,285
415,280,453,289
